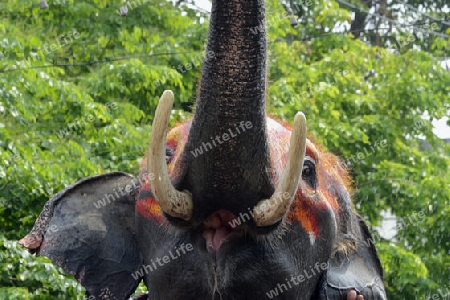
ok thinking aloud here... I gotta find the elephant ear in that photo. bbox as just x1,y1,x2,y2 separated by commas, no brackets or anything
19,172,143,300
319,214,387,300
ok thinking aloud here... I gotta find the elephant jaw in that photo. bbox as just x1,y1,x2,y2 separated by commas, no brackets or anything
202,210,243,251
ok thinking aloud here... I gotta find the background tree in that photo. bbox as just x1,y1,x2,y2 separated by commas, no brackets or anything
1,0,449,299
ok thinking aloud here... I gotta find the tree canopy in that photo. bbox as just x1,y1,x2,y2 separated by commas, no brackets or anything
0,0,449,299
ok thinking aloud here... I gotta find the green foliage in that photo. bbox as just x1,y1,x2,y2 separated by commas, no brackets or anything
377,242,436,296
1,0,205,298
266,1,449,299
1,0,449,299
0,234,84,299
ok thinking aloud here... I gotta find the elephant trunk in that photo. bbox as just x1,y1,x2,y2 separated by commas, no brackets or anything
181,0,274,220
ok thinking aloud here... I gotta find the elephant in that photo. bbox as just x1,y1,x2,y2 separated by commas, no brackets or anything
20,0,387,299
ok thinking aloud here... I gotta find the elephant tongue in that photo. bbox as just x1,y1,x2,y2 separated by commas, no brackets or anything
203,210,240,251
203,227,231,250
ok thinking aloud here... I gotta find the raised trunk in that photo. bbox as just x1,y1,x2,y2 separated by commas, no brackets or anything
181,0,273,220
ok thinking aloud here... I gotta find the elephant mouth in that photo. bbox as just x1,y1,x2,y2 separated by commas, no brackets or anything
202,210,244,251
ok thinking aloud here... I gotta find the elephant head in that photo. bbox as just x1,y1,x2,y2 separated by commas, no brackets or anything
20,0,387,299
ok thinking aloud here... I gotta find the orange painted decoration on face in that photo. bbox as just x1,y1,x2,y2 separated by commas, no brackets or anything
136,182,165,223
136,122,191,223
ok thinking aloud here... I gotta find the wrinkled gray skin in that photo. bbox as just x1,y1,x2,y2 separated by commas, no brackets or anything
20,0,387,299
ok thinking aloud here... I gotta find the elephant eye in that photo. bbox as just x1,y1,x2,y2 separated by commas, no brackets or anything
302,159,317,189
166,148,174,164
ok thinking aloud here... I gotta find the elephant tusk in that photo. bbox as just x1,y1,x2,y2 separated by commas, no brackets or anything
148,90,193,221
253,112,307,227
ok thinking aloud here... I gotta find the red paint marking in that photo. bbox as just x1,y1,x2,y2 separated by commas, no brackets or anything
136,184,164,223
